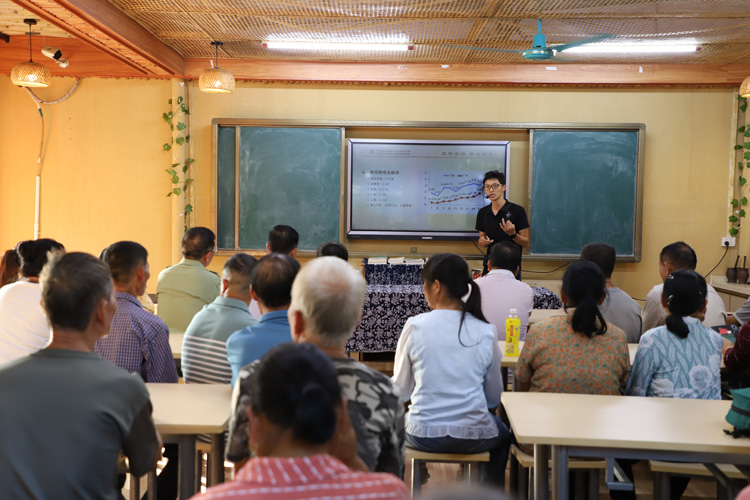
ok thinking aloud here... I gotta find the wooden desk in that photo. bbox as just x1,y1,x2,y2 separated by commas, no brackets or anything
169,333,184,359
146,383,232,500
502,392,750,500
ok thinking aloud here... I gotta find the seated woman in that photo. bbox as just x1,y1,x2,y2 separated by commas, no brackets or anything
194,343,409,500
627,269,723,399
515,260,630,394
0,239,65,364
392,253,510,486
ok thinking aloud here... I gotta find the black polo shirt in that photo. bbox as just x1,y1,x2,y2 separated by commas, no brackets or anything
475,200,529,245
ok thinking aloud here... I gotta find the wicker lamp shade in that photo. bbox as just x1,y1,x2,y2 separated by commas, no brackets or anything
741,76,750,98
199,67,235,93
11,61,51,88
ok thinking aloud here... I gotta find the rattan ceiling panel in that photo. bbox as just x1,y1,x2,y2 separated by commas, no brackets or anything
81,0,750,64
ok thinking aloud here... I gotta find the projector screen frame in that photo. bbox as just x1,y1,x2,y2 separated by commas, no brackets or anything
346,138,511,241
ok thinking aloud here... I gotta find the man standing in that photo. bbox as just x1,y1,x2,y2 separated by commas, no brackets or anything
475,241,534,340
475,170,530,275
226,253,300,385
0,252,160,499
182,253,258,385
95,241,178,383
157,227,220,332
580,242,642,343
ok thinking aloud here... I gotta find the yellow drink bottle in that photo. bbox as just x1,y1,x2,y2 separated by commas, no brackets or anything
505,308,520,356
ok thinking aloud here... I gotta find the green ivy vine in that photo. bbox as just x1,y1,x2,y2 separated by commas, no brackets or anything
162,96,194,221
730,94,750,237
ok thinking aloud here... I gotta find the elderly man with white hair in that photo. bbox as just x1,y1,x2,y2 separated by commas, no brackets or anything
225,257,405,477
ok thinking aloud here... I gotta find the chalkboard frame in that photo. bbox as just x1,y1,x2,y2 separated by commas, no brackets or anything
212,119,645,260
528,124,645,262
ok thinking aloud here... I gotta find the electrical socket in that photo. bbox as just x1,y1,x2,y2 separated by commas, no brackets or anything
410,247,418,253
722,237,736,247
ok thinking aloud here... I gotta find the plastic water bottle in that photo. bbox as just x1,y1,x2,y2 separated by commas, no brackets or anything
505,308,520,356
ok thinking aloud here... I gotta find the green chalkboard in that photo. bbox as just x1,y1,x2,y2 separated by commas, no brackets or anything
216,126,342,251
530,129,642,258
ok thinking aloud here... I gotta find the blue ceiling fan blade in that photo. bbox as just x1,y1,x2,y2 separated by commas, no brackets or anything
551,34,614,53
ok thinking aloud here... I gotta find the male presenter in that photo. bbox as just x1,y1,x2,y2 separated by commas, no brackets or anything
475,170,530,275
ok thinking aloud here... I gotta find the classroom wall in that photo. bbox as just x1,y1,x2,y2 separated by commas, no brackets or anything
0,76,173,292
0,75,736,299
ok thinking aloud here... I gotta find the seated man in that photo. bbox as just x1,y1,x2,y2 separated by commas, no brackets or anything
182,253,258,385
95,241,178,383
250,225,300,319
267,224,299,256
474,241,533,340
226,253,300,385
0,252,160,499
580,242,642,343
317,241,349,261
226,257,405,478
157,227,220,332
642,241,726,333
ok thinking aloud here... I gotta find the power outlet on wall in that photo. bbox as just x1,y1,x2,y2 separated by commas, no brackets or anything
722,237,736,247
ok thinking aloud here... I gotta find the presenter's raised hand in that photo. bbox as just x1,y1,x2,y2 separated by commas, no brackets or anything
478,235,494,248
500,219,516,236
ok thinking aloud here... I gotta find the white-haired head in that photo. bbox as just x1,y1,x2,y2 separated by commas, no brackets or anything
288,256,365,347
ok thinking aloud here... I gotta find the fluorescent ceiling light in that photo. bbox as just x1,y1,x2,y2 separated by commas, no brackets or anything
262,41,412,51
565,44,699,54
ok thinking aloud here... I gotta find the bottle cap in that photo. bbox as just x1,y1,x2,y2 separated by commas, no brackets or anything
509,308,517,314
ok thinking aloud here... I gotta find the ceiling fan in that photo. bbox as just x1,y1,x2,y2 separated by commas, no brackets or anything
443,19,612,61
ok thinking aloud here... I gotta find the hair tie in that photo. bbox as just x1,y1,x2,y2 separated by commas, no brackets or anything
667,294,675,307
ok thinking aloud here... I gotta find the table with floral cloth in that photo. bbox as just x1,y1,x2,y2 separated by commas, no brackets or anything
345,282,563,353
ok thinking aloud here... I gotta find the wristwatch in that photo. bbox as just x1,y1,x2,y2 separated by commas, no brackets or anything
510,232,517,239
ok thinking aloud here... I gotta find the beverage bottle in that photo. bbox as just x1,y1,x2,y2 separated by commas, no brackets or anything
505,308,520,356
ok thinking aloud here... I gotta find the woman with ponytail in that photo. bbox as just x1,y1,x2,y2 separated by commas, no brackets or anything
392,253,510,486
627,270,723,399
515,260,630,394
194,343,409,500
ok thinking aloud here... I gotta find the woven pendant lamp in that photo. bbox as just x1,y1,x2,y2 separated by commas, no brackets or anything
199,41,235,94
741,76,750,98
11,19,50,88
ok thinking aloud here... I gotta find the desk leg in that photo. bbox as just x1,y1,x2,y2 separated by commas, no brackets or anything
550,445,569,500
534,444,550,500
178,435,196,500
501,366,509,390
210,432,226,486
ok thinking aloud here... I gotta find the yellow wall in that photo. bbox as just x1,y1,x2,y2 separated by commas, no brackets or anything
0,76,736,299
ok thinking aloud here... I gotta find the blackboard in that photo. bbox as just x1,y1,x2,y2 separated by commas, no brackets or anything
216,126,342,250
529,129,642,259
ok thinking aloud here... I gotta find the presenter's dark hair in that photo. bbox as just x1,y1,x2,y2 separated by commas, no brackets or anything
101,241,148,284
482,170,505,186
660,241,697,271
0,249,21,287
422,253,487,346
580,242,616,279
316,241,349,261
252,343,341,444
662,270,707,339
490,241,521,273
268,225,299,255
182,227,216,260
561,260,608,337
17,238,65,278
40,252,113,332
252,253,300,308
223,253,258,292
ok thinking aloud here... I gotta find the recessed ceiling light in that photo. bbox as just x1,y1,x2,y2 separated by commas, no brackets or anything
262,41,413,51
565,44,699,54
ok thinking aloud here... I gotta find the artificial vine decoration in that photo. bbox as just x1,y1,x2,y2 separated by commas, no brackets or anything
162,97,194,223
730,95,749,236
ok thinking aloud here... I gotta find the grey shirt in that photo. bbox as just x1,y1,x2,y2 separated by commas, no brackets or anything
599,287,642,343
0,349,159,500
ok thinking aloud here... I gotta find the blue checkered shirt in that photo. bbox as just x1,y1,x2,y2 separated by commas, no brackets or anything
95,292,178,383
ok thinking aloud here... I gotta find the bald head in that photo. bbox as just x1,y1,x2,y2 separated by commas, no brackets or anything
288,257,365,347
